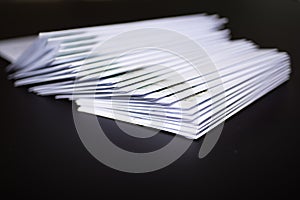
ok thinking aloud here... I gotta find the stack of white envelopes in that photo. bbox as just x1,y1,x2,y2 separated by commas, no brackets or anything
6,14,291,139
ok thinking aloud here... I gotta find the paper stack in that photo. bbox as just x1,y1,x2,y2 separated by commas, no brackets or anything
6,14,291,139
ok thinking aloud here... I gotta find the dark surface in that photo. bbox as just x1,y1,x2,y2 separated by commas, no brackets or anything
1,0,300,199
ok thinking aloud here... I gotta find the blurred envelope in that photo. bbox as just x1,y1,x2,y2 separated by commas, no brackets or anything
0,36,36,62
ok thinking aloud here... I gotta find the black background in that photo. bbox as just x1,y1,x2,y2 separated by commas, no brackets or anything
1,0,300,199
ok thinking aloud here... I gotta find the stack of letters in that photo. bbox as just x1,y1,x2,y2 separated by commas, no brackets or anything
6,14,291,139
